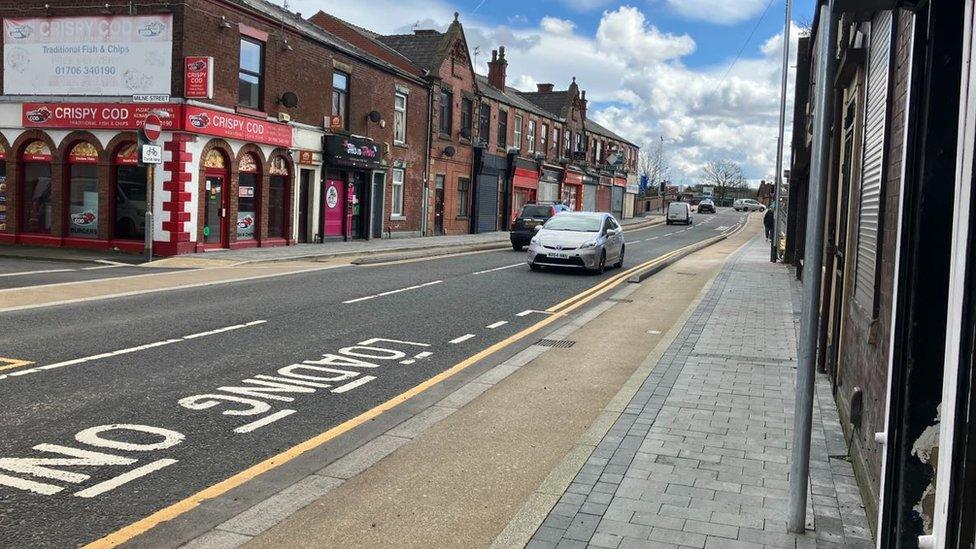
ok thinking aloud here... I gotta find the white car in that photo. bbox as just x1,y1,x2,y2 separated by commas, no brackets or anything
734,199,766,212
666,202,692,225
526,212,625,274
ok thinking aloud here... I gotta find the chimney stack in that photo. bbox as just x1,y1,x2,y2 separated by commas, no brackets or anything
487,45,508,89
536,83,554,93
580,90,588,119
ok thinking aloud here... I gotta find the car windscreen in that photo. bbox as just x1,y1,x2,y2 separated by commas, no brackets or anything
520,205,552,218
544,215,602,232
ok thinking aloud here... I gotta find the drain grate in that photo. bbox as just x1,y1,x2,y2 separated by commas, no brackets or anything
536,339,576,348
608,298,634,303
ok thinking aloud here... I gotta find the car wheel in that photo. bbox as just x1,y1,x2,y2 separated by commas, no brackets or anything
512,242,523,251
593,250,607,275
529,263,541,271
614,246,625,268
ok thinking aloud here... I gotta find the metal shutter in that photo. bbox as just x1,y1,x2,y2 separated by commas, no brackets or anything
538,181,560,203
854,11,892,309
476,175,498,233
583,184,597,212
612,186,624,219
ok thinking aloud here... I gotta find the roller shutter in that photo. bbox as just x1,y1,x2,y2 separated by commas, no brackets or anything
476,174,499,233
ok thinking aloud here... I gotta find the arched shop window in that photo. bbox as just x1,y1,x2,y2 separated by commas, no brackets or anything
0,142,8,232
113,143,146,240
21,140,53,235
267,156,289,238
237,153,259,241
66,141,99,239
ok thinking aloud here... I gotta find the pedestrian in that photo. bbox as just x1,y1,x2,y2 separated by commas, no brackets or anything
763,207,775,242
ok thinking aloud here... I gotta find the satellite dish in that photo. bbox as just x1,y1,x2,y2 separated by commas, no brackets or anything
279,91,298,108
443,146,456,157
368,110,382,123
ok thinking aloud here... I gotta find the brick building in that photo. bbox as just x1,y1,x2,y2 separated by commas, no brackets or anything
0,0,430,255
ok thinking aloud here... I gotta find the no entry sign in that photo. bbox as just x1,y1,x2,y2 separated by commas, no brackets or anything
143,114,162,142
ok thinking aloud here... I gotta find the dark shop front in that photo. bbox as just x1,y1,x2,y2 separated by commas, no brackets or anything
322,135,385,241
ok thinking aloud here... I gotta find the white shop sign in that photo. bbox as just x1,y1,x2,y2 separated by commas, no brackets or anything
3,15,173,96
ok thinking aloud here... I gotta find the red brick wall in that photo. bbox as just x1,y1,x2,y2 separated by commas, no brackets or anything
836,8,913,523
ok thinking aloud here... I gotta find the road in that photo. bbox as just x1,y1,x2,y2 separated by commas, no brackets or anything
0,208,746,548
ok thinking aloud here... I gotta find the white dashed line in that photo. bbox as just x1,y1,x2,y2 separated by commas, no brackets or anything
415,351,433,359
516,309,550,317
233,409,297,434
342,280,443,304
472,263,523,275
0,268,75,278
449,334,476,344
486,321,508,329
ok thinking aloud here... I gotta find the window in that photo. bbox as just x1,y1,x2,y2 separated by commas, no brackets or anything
113,143,146,240
596,140,602,163
478,103,491,146
514,114,523,151
439,89,453,136
267,160,289,238
394,92,407,144
527,120,536,153
565,131,571,157
332,71,349,130
553,128,560,156
66,142,99,239
457,177,470,216
392,168,405,217
498,110,508,148
239,38,264,109
237,154,259,241
575,132,583,153
461,97,473,139
541,123,548,155
21,141,53,235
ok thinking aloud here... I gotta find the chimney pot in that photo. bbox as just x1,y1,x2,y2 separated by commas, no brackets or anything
499,45,506,58
492,49,498,61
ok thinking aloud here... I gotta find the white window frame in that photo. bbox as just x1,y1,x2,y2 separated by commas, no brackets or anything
391,167,405,217
394,92,407,145
514,114,523,151
527,120,536,153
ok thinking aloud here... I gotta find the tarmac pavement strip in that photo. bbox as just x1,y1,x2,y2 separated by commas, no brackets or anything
135,216,761,549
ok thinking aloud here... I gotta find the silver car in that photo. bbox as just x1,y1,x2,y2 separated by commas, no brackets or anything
526,212,625,274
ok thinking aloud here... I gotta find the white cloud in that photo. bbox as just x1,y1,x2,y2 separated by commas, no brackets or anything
292,2,801,183
665,0,769,25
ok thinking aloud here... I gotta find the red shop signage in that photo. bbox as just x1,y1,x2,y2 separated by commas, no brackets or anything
185,56,214,99
183,106,292,148
22,103,181,130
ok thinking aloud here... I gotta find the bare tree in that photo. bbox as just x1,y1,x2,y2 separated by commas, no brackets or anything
701,159,748,204
639,137,669,196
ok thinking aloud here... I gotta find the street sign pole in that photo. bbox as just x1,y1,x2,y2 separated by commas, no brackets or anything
771,0,792,262
145,163,154,262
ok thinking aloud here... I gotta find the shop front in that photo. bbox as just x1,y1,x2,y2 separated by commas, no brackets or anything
582,172,598,212
538,166,561,204
511,159,539,221
612,175,626,220
322,134,384,241
596,173,612,213
561,169,583,211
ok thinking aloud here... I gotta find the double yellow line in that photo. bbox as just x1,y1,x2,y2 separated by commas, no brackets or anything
86,229,733,548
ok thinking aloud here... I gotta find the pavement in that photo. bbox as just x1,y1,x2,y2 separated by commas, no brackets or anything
0,209,738,548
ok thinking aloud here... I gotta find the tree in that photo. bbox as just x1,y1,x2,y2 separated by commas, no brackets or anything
701,159,748,204
639,137,669,196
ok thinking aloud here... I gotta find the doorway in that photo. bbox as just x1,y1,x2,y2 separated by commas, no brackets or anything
322,178,345,239
350,171,366,239
204,173,227,247
370,171,385,239
298,169,312,243
434,174,445,235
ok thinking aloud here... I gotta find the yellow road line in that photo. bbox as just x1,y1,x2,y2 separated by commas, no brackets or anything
85,237,704,548
0,357,33,372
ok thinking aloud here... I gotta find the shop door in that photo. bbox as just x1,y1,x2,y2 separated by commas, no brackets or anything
476,174,498,234
612,186,624,219
583,185,597,212
298,170,311,243
349,172,366,239
370,172,385,239
204,174,227,246
322,179,345,238
434,175,445,235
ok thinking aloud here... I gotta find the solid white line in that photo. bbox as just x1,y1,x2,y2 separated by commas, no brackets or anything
233,409,296,434
332,375,376,393
81,264,125,271
472,263,523,275
486,321,508,329
74,459,178,498
648,236,659,240
94,259,131,266
182,320,267,340
449,334,476,344
0,268,75,278
342,280,443,304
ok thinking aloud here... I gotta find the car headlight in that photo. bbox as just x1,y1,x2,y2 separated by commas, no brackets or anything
530,237,540,245
580,240,598,249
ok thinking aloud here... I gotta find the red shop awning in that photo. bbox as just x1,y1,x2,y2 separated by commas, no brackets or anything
563,171,584,186
513,167,539,189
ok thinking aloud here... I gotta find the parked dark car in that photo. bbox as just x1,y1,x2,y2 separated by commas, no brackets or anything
511,203,557,251
697,198,715,214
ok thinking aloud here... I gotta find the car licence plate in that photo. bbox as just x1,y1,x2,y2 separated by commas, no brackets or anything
549,252,569,259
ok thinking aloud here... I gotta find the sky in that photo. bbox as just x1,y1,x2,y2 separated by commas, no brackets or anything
288,0,816,184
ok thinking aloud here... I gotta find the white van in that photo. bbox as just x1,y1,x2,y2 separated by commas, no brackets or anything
666,202,692,225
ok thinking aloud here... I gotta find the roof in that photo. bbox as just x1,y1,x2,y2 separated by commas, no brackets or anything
230,0,425,84
518,90,572,118
377,31,448,72
308,12,424,78
475,75,562,121
585,119,637,148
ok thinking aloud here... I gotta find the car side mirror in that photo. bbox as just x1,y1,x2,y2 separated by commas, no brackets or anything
534,224,543,232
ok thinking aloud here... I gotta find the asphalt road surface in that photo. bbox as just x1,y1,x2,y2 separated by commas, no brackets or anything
0,257,184,290
0,208,747,547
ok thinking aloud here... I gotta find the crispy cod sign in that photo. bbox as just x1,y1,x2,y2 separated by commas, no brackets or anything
3,15,173,96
